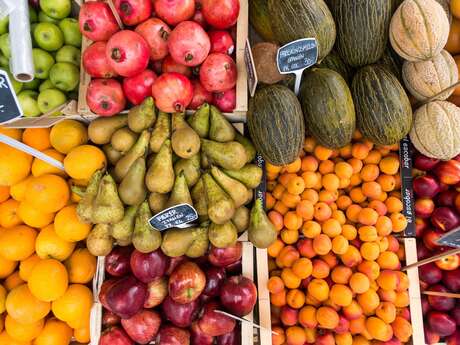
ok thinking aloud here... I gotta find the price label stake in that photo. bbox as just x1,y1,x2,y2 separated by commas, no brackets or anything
277,38,318,95
149,203,198,231
436,226,460,248
0,69,23,123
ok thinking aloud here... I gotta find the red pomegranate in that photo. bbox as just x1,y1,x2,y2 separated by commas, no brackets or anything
153,0,195,26
162,55,192,77
79,2,119,41
209,30,234,55
192,9,207,28
168,21,211,67
213,88,236,112
200,53,237,92
83,42,118,78
202,0,240,29
114,0,151,26
87,79,126,116
151,72,193,113
189,80,213,110
106,30,150,77
122,69,157,105
135,18,171,61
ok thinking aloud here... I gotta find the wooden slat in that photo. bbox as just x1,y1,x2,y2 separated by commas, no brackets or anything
256,248,272,345
234,0,248,115
242,241,254,345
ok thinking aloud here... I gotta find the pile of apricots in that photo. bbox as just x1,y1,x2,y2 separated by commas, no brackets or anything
266,132,413,345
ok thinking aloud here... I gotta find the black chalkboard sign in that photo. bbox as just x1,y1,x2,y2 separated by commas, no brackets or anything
0,69,23,124
255,153,266,209
149,203,198,231
436,227,460,248
399,137,416,237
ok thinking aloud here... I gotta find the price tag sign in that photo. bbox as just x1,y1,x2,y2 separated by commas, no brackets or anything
399,137,416,237
245,39,258,97
255,153,266,209
0,69,23,124
277,38,318,95
149,203,198,231
436,227,460,248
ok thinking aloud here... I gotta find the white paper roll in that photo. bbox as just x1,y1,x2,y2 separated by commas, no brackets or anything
8,0,34,82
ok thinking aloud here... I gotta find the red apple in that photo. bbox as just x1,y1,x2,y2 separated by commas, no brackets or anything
169,261,206,304
220,276,257,317
130,249,170,283
162,296,200,327
203,266,226,297
417,242,431,260
453,306,460,325
156,325,190,345
415,198,435,218
100,279,118,311
455,194,460,213
198,301,236,337
165,255,187,276
100,326,133,345
421,296,431,314
447,329,460,345
438,190,459,207
427,285,455,311
418,262,443,285
423,229,443,251
224,258,242,274
216,326,241,345
191,322,214,345
428,311,457,337
105,246,132,277
443,269,460,291
144,277,168,308
414,175,441,198
424,327,441,344
106,276,148,319
414,154,440,171
121,309,161,344
435,254,459,271
435,160,460,185
431,207,460,232
208,242,242,267
103,309,121,326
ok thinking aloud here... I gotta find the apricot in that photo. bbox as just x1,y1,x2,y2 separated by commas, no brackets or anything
340,245,362,268
285,326,306,345
305,293,321,307
272,326,286,345
280,305,298,326
391,316,412,342
366,317,394,342
332,235,349,255
271,289,287,307
331,265,353,284
357,289,380,315
378,237,389,253
394,272,409,292
316,332,335,345
349,315,366,334
286,289,305,309
358,226,379,242
376,216,392,236
296,239,316,258
377,251,401,270
343,300,364,321
335,332,353,345
304,327,317,344
307,278,330,302
302,220,321,238
276,245,300,268
322,218,342,237
387,236,400,253
394,291,409,308
352,335,371,345
268,276,285,294
377,270,399,291
376,302,397,324
342,224,358,241
298,305,317,328
321,252,339,268
378,289,397,303
313,234,332,256
329,284,353,307
360,242,380,261
281,268,301,289
316,306,339,329
292,258,313,279
349,272,370,294
358,260,381,281
312,259,330,279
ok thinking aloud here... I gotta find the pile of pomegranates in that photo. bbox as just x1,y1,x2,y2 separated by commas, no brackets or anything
413,151,460,344
79,0,240,116
99,243,257,345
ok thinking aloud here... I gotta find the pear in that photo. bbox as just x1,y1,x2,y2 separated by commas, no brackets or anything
203,173,235,224
111,127,138,153
146,139,175,193
209,105,236,142
103,144,123,165
223,164,263,189
150,112,170,153
235,132,256,163
161,227,196,257
88,115,128,144
211,165,248,208
70,184,85,198
174,154,201,188
201,139,247,170
209,221,238,248
191,178,208,221
165,171,192,208
86,224,113,256
112,205,138,244
244,189,254,205
201,152,210,169
148,192,169,214
187,103,210,137
128,97,156,133
92,174,124,224
132,201,162,253
114,130,151,182
171,113,201,159
248,199,277,249
232,206,250,233
186,226,209,258
77,170,103,223
119,157,147,206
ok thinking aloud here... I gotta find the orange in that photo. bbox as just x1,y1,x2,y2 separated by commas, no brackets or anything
49,120,88,154
0,331,31,345
65,248,96,284
5,284,50,324
24,175,69,213
5,315,44,342
0,127,22,140
0,254,17,279
0,199,22,228
64,145,106,181
19,254,41,282
4,272,24,291
0,144,32,186
9,177,33,202
17,202,54,228
22,128,51,151
54,204,92,242
35,224,76,261
74,326,90,343
31,149,66,177
28,259,68,302
33,318,72,345
0,186,9,203
0,225,36,261
51,284,93,328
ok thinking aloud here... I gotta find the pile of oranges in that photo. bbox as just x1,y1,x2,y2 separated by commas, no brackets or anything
266,132,413,345
0,123,105,345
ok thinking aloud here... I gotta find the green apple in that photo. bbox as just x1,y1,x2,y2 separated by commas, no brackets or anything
30,23,39,47
0,16,8,35
49,62,79,91
34,23,64,51
0,33,10,58
39,79,55,92
37,88,67,114
0,52,8,67
59,18,81,48
39,0,71,19
38,11,59,24
29,7,38,23
32,48,55,79
22,78,41,90
56,45,80,66
18,90,41,117
1,68,23,94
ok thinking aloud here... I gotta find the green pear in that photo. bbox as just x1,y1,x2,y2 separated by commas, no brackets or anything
132,201,162,253
149,111,170,153
203,173,235,224
209,221,238,248
114,130,150,182
0,16,8,35
88,115,128,144
174,154,201,188
222,164,263,189
77,170,103,223
146,139,175,193
201,152,210,169
201,139,247,170
161,228,197,257
209,105,236,142
112,205,139,244
248,199,277,249
86,224,113,256
103,144,123,165
165,171,192,208
191,178,208,221
232,206,250,233
128,97,156,133
186,226,209,258
211,165,248,208
148,192,169,214
187,103,210,138
111,127,138,153
235,132,256,163
119,157,147,206
92,174,124,224
171,112,200,159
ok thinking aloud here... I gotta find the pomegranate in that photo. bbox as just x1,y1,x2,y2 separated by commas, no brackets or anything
106,30,150,77
79,2,119,41
115,0,151,26
83,42,118,78
435,160,460,185
135,18,171,61
200,53,237,92
162,55,192,77
209,30,235,55
212,88,236,112
153,0,195,26
86,79,126,116
202,0,240,29
168,21,211,67
192,9,208,29
413,175,441,198
123,69,157,105
151,72,193,113
189,80,212,109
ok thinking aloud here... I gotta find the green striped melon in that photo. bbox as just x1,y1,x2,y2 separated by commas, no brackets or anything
378,46,404,82
249,0,276,42
318,50,354,83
